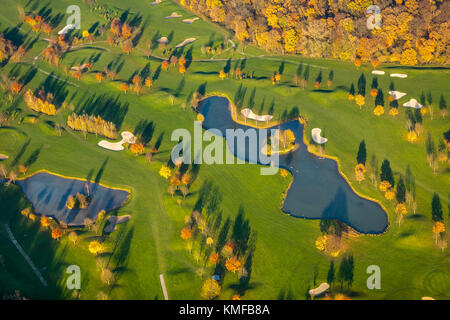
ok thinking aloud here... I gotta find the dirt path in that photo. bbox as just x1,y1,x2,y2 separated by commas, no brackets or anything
159,274,169,300
4,224,48,287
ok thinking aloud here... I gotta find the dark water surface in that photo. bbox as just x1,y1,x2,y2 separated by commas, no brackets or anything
198,96,388,234
14,171,129,226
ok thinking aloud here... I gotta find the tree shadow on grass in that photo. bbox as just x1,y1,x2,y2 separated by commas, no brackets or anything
11,138,31,167
0,184,68,299
108,226,134,294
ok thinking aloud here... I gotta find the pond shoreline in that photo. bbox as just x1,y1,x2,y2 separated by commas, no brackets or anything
197,95,389,235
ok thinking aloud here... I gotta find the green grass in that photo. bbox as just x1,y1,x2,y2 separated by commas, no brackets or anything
0,0,449,300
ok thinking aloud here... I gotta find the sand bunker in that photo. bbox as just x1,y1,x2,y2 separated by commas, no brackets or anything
70,63,90,72
312,128,327,144
98,131,136,151
421,297,435,300
175,38,196,48
165,12,182,19
390,73,407,78
241,108,273,122
151,0,162,5
182,17,199,24
372,70,385,75
104,215,131,233
157,37,169,45
58,24,75,35
389,90,406,100
309,283,330,298
0,153,8,160
403,98,423,109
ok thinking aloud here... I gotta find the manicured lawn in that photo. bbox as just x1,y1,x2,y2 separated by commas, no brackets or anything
0,0,448,300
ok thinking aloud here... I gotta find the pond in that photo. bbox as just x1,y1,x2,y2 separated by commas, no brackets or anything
197,96,388,234
14,171,130,226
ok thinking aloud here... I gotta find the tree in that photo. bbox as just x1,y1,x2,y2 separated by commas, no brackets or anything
357,73,366,96
89,241,105,255
380,159,394,187
225,256,242,273
209,252,219,264
348,83,355,100
159,165,172,179
68,231,78,246
396,176,406,204
180,227,192,240
201,279,221,300
51,228,62,240
327,70,334,87
439,94,447,118
375,89,384,107
355,94,365,108
100,268,114,286
180,185,189,198
370,77,378,97
40,216,50,228
327,261,335,286
314,71,322,88
355,164,366,183
356,140,366,165
431,193,443,222
337,257,347,289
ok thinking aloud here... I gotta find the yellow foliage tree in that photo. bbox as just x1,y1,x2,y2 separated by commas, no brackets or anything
89,241,105,255
159,165,172,179
201,279,221,300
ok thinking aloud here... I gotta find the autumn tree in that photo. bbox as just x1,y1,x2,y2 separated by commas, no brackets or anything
89,241,105,255
51,228,63,240
327,70,334,87
201,279,221,300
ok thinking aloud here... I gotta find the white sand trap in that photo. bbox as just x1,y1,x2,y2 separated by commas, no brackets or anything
151,0,162,5
372,70,385,75
165,12,182,19
403,98,423,109
309,283,330,298
0,153,8,160
104,215,131,233
175,38,196,48
157,37,169,45
58,24,75,35
312,128,328,144
241,108,273,122
389,90,406,100
182,17,199,24
98,131,136,151
390,73,407,78
70,63,90,72
421,297,435,300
